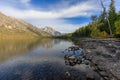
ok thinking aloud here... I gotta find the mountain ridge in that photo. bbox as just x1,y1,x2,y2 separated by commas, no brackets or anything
42,26,61,36
0,12,50,38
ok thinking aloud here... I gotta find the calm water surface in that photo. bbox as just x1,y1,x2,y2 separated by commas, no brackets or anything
0,39,99,80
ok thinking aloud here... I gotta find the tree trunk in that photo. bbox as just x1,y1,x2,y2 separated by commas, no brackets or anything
99,0,113,37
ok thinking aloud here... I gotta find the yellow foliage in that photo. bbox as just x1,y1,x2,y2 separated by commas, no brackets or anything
99,31,109,38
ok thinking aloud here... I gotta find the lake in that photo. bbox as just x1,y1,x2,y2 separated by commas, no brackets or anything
0,38,99,80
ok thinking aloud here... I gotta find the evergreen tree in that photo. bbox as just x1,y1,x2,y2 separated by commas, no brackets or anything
108,0,117,33
91,15,98,22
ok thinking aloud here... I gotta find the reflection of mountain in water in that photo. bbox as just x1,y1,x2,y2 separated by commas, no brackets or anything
0,39,100,80
0,38,61,62
38,39,61,48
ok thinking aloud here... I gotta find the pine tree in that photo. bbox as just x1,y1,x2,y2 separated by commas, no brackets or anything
99,0,113,37
91,15,98,22
108,0,117,33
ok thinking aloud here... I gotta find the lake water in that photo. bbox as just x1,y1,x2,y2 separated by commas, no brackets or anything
0,38,99,80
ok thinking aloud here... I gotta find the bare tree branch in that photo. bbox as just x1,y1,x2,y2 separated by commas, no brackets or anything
99,0,113,37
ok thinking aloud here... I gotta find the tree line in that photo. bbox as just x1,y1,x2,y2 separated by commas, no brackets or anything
72,0,120,38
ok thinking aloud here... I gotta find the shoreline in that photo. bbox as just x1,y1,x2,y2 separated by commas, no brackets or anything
74,38,120,79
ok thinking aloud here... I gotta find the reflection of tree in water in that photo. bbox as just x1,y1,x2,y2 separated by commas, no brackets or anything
0,38,61,62
0,39,38,62
0,39,101,80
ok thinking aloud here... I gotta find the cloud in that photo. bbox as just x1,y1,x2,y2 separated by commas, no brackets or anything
20,0,31,3
0,0,100,19
0,0,107,33
26,19,88,33
19,0,31,6
11,0,31,5
0,0,31,8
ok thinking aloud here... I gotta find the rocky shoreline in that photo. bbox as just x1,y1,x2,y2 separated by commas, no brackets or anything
74,38,120,80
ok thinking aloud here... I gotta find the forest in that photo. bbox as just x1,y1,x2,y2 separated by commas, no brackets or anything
72,0,120,38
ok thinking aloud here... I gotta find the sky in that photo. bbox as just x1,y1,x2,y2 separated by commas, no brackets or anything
0,0,120,33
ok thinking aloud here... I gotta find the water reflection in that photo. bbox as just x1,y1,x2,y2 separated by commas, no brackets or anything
0,61,87,80
0,38,61,62
0,39,100,80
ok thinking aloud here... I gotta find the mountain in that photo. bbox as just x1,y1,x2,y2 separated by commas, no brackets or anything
42,26,61,36
0,12,49,39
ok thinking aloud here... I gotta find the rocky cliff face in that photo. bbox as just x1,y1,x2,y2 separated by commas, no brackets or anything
0,12,49,38
42,26,61,36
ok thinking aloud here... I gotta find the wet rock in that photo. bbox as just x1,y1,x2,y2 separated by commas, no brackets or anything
84,60,90,65
86,49,91,53
77,60,82,64
68,55,76,60
86,56,93,61
116,53,120,59
64,54,70,59
76,38,120,79
86,74,95,80
95,51,101,56
110,49,116,53
69,62,76,66
104,77,109,80
101,54,112,58
68,46,80,51
115,50,120,54
64,71,71,78
100,71,109,77
64,55,78,66
108,43,112,46
77,57,82,64
64,39,120,79
65,60,69,65
97,66,105,71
